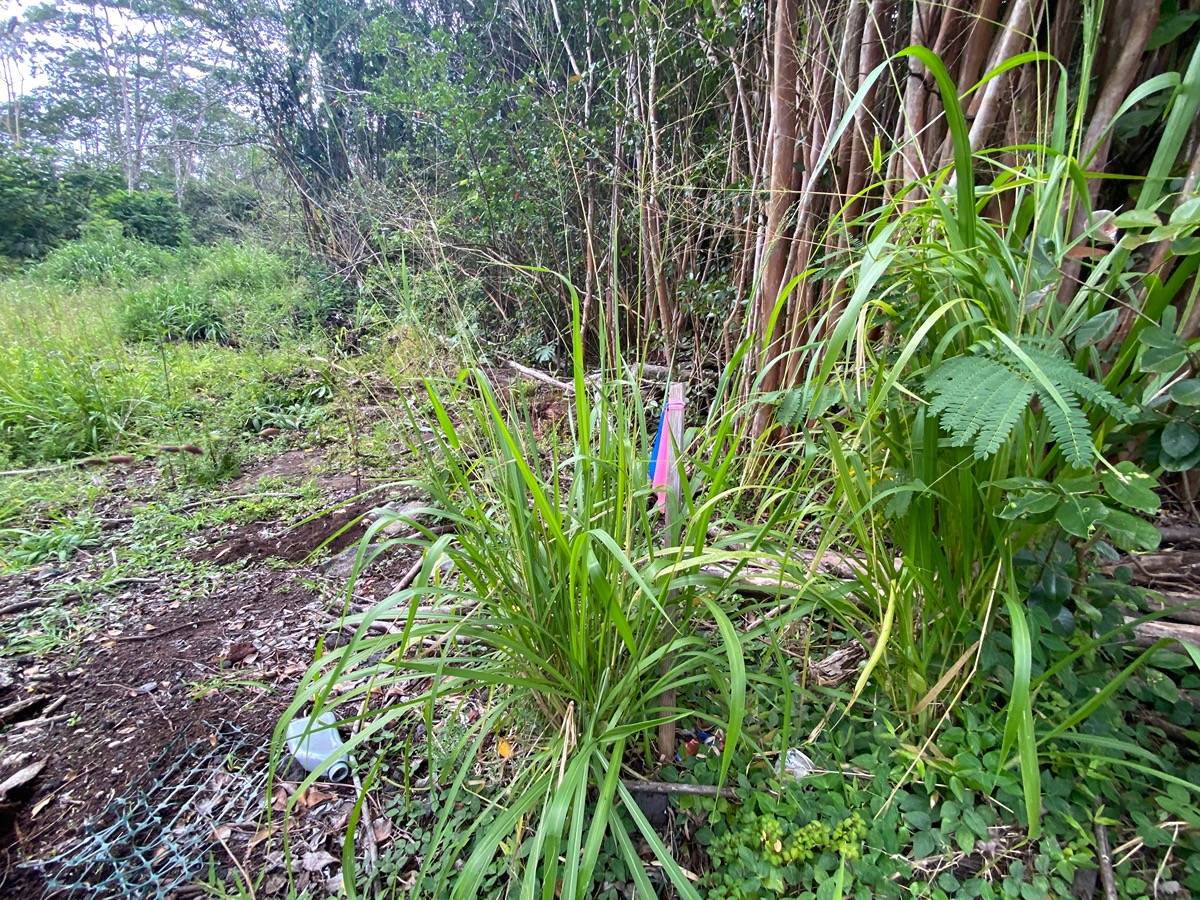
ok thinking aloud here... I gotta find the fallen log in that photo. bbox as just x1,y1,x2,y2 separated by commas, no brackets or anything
1144,592,1200,627
620,778,738,800
1159,525,1200,544
1130,618,1200,648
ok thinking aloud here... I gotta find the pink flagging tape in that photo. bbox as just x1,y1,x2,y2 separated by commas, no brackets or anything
651,383,685,509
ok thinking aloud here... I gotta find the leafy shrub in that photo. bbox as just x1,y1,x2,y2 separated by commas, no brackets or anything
183,243,352,345
180,181,259,243
36,224,173,287
246,368,331,431
94,189,189,247
0,149,122,258
120,282,227,343
0,514,99,571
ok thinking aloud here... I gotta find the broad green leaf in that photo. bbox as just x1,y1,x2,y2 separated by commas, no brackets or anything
1150,11,1200,51
1103,509,1161,552
990,477,1052,492
1161,441,1200,472
1170,196,1200,226
1139,325,1186,350
1055,496,1108,538
1073,309,1118,347
1101,462,1161,513
1113,209,1162,229
1162,420,1200,458
1169,379,1200,406
1142,345,1188,374
998,491,1059,520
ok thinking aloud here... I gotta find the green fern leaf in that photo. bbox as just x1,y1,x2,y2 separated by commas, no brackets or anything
925,340,1112,465
972,380,1036,458
777,389,803,426
951,364,1027,449
1021,346,1131,420
1038,386,1094,466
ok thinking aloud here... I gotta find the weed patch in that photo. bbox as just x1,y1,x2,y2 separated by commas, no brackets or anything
120,282,228,344
36,227,172,287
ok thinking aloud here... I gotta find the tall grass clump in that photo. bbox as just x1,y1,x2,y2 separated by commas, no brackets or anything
774,43,1200,836
120,281,228,344
185,242,350,345
0,278,155,462
190,241,293,292
35,222,173,287
0,345,150,462
275,296,834,896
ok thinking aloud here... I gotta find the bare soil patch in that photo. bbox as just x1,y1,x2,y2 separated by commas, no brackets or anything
0,452,420,897
191,498,377,564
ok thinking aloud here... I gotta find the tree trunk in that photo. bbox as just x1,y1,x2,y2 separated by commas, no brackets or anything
750,0,801,436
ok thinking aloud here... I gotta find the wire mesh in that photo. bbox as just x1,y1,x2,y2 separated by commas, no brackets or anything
28,722,269,898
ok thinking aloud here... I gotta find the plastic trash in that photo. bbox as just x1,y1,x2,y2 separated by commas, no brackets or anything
779,747,816,779
285,711,350,782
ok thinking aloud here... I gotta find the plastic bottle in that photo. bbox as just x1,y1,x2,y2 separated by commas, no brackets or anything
285,710,350,781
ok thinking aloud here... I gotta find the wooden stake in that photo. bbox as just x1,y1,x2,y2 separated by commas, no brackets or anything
656,383,686,763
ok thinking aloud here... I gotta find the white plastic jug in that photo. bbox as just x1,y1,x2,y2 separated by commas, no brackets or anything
285,710,350,781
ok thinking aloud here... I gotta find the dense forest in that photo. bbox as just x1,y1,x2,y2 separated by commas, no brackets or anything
3,1,1200,898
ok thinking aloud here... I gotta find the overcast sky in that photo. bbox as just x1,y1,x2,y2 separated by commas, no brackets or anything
4,0,56,93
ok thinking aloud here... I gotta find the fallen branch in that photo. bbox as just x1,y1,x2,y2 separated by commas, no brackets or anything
0,758,46,801
1159,525,1200,544
165,491,304,515
700,548,885,596
0,599,46,617
504,360,573,392
0,456,134,478
620,778,738,800
1145,593,1200,627
0,695,48,725
12,711,70,731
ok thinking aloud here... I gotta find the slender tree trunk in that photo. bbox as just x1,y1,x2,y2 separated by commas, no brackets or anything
750,0,800,436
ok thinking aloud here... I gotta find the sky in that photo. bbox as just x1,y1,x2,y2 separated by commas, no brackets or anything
3,0,49,92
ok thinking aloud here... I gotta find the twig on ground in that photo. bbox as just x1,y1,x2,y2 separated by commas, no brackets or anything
1095,821,1118,900
0,695,48,724
112,618,218,642
0,599,46,617
172,491,304,513
620,778,738,800
12,711,71,730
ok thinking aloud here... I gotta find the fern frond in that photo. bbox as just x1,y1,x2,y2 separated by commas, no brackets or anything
1020,345,1131,420
972,381,1037,458
777,389,803,426
1038,387,1093,466
924,340,1111,465
948,363,1026,448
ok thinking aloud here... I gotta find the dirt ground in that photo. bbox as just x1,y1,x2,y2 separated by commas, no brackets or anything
0,447,421,897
